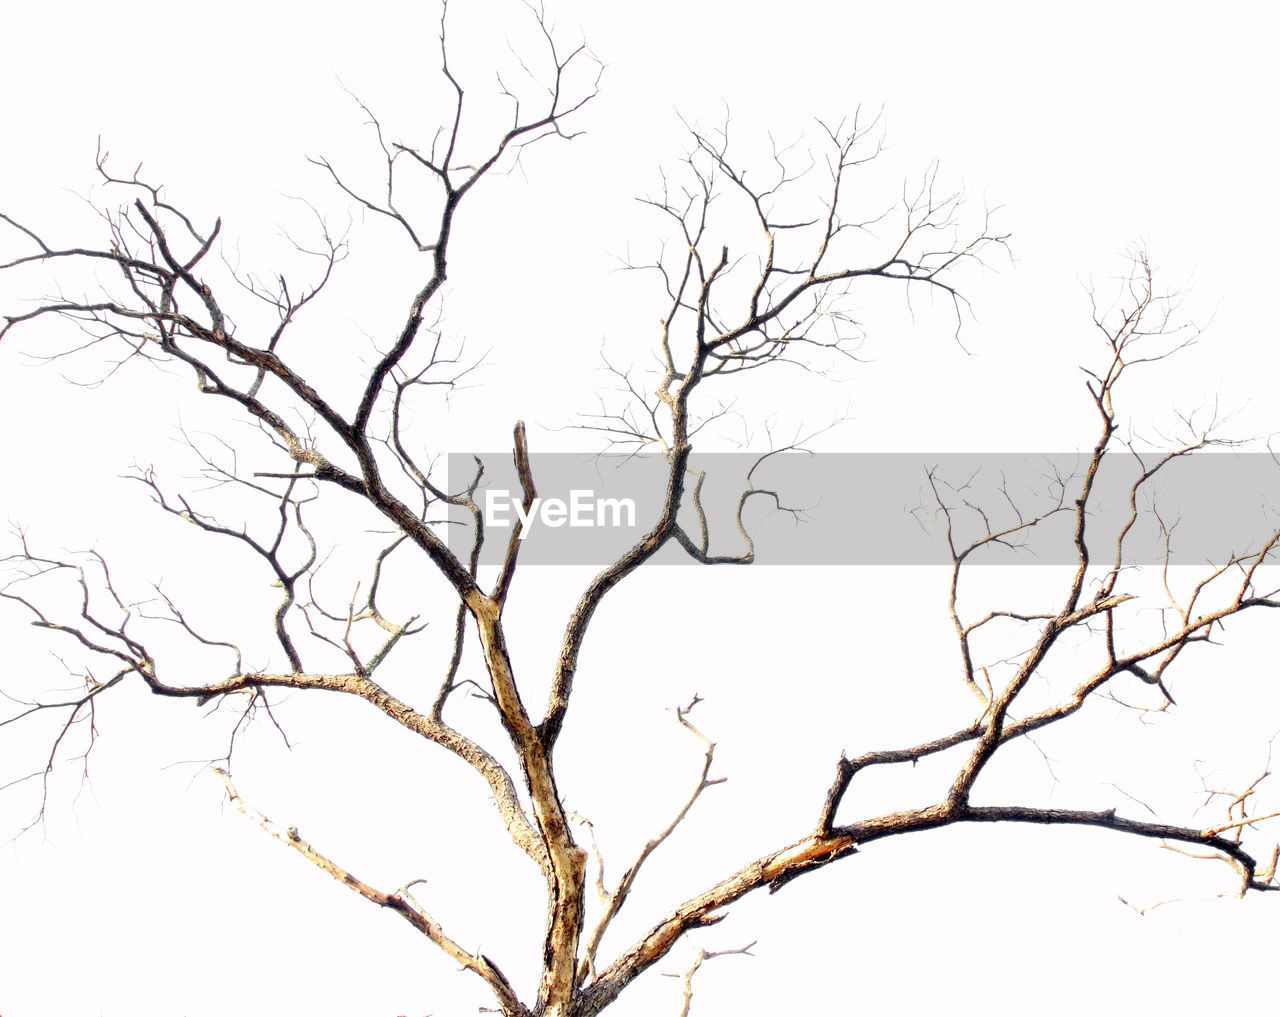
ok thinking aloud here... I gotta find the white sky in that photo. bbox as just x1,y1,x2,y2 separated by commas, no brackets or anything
2,2,1279,1014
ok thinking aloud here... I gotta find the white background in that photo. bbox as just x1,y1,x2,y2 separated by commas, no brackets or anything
1,1,1279,1014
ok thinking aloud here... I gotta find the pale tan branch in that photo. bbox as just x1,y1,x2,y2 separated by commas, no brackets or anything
579,697,726,983
664,941,756,1017
213,768,528,1016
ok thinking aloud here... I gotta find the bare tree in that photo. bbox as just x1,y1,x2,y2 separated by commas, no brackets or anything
2,5,1278,1016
